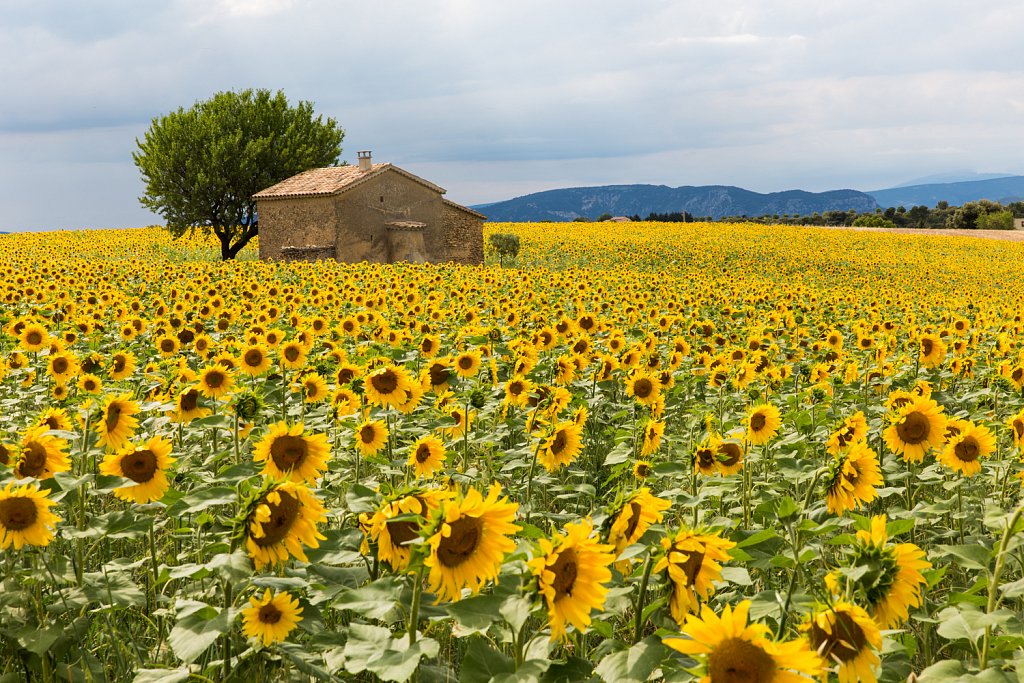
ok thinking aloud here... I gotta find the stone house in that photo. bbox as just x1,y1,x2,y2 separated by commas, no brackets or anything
1015,217,1024,230
253,151,485,264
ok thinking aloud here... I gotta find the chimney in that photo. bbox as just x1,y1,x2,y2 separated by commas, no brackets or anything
357,150,372,172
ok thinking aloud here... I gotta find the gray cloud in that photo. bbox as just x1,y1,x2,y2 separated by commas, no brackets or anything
2,0,1023,229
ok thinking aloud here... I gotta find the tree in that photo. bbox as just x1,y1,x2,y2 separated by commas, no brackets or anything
488,233,521,267
134,89,344,260
976,210,1014,230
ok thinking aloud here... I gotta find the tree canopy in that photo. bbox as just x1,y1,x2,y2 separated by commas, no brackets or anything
134,89,344,260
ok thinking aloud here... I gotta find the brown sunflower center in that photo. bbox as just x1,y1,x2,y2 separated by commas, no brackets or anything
696,447,716,469
25,330,43,346
244,349,264,367
678,549,706,585
415,444,433,463
370,370,399,394
707,637,777,683
121,449,158,483
252,491,300,547
808,611,868,664
635,462,652,478
0,444,9,466
896,411,930,445
549,547,579,599
105,403,123,431
387,517,421,546
749,413,767,431
205,371,225,388
359,425,378,445
258,603,283,624
284,345,301,362
180,390,199,412
921,338,933,356
508,381,524,396
270,435,308,470
633,378,653,399
550,429,568,455
0,497,38,531
1013,368,1024,383
428,364,450,386
436,516,483,568
1013,419,1024,440
18,442,48,477
44,416,60,430
717,442,742,467
113,355,127,373
52,357,69,374
160,339,175,352
621,501,643,542
953,437,981,463
458,356,474,370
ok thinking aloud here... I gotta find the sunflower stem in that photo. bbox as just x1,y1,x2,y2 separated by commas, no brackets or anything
632,553,655,643
981,503,1024,669
408,562,426,647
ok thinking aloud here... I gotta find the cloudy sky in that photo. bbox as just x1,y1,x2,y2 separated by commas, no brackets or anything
3,0,1023,230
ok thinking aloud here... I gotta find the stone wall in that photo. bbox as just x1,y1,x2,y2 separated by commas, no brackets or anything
256,195,336,260
279,245,336,262
334,170,444,263
441,203,485,265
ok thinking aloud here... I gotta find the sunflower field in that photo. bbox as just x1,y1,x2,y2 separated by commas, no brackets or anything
2,222,1024,683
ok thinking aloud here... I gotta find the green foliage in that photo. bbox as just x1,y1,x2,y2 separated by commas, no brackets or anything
851,214,897,228
134,89,344,260
488,233,521,266
976,210,1014,230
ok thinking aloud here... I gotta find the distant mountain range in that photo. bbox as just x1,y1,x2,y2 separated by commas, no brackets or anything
474,175,1024,221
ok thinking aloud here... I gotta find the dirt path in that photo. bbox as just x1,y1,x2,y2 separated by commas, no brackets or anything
811,225,1024,242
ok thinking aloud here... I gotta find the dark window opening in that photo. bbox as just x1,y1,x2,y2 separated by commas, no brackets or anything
380,196,384,203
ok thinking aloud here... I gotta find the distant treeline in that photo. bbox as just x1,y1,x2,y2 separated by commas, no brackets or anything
581,201,1024,230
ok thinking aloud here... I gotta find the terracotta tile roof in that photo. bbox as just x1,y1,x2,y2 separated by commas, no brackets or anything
253,163,448,200
442,198,487,220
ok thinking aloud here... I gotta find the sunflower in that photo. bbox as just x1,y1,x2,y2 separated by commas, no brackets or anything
625,371,660,407
90,393,138,450
407,434,446,479
938,421,996,476
354,418,389,457
640,420,665,457
882,395,946,463
826,411,868,455
1009,408,1024,450
99,436,175,504
244,481,327,570
424,483,520,602
607,488,672,558
46,351,78,383
633,460,653,480
298,373,329,404
18,323,49,352
503,377,534,410
528,519,614,641
155,335,180,358
802,602,882,683
745,403,781,445
168,387,211,423
396,382,424,414
422,360,453,393
693,440,718,477
77,373,103,394
241,589,303,647
711,435,744,476
365,364,414,407
418,334,441,358
537,421,583,472
253,422,331,483
37,407,72,432
0,481,62,549
361,490,448,571
442,406,474,440
278,341,307,370
197,365,234,400
14,426,71,480
655,527,736,626
918,332,946,369
453,350,482,378
663,600,822,683
240,344,272,376
833,515,931,629
331,387,360,418
334,363,361,387
825,441,882,515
